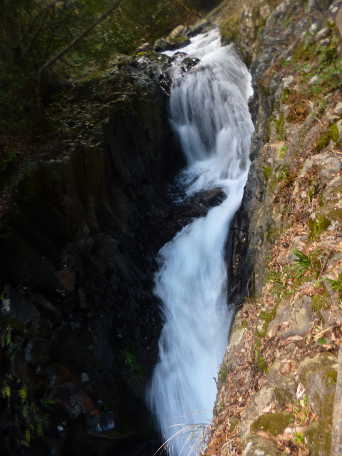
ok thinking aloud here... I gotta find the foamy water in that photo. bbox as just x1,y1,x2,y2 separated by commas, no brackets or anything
147,30,254,455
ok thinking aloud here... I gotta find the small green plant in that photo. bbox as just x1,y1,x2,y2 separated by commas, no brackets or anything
275,164,290,183
239,319,248,330
261,165,272,182
123,350,144,378
291,249,311,276
281,87,291,103
294,396,311,425
275,112,285,140
293,430,304,444
318,337,327,344
323,277,342,292
18,384,28,404
255,355,269,373
315,124,339,151
279,144,287,158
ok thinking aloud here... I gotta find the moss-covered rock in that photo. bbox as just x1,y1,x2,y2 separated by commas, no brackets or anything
296,353,338,454
304,418,333,456
252,412,293,436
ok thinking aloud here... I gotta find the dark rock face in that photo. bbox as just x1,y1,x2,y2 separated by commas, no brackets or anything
0,57,186,456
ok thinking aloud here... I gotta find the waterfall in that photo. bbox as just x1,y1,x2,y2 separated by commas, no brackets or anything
147,30,254,455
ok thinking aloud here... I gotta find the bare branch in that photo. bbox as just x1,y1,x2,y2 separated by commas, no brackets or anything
22,1,60,59
39,0,124,76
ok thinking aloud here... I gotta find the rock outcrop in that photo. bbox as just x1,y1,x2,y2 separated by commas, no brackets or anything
208,0,342,455
0,56,184,455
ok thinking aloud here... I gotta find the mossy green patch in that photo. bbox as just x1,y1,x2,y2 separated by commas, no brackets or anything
323,369,337,385
239,319,248,330
315,123,339,151
261,165,272,182
304,419,332,456
309,214,331,237
255,356,269,373
258,305,279,336
229,415,239,433
274,112,285,140
267,224,280,244
274,386,295,406
219,15,240,45
252,412,293,436
281,87,291,104
316,130,331,152
311,295,330,313
327,207,342,224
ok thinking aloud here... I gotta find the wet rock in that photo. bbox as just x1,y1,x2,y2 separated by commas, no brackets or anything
168,25,188,39
298,353,338,455
332,343,342,456
188,19,212,37
136,42,152,53
239,386,274,444
25,337,52,365
1,285,40,324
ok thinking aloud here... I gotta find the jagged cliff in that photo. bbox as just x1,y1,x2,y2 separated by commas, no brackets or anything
0,55,186,455
208,0,342,455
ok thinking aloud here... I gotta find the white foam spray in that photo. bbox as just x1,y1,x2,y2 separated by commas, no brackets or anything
147,30,254,455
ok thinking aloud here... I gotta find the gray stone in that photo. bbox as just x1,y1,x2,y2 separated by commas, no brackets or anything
267,296,313,339
25,337,52,365
334,101,342,117
242,434,286,455
136,42,152,53
1,285,40,323
332,342,342,456
297,352,338,417
315,27,331,41
168,25,187,39
239,386,274,444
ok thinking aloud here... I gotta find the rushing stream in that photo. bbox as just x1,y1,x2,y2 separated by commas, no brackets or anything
147,30,254,455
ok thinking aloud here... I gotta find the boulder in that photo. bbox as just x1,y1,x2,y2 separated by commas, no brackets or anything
25,337,52,365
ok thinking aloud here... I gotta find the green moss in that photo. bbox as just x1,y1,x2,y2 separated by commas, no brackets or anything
252,412,293,436
219,16,240,45
255,356,269,373
281,87,291,104
304,419,332,456
169,36,190,46
323,369,337,385
259,306,278,336
122,350,144,379
330,123,339,142
316,123,340,151
275,112,285,140
261,165,272,182
309,215,331,237
229,415,239,433
267,224,280,244
218,364,229,382
316,130,331,152
311,294,330,313
274,387,295,406
239,319,248,330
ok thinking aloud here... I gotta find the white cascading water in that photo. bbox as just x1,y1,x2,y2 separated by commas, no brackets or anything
147,30,254,455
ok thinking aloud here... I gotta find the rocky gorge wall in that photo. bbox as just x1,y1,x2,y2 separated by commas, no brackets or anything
0,55,188,455
207,0,342,455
